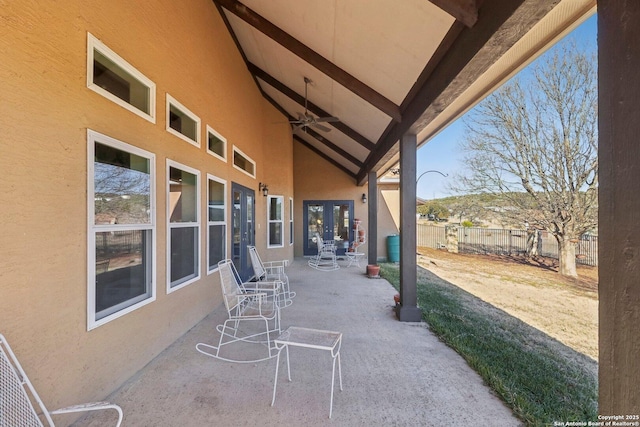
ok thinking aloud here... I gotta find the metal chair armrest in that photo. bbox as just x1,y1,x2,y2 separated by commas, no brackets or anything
51,402,123,427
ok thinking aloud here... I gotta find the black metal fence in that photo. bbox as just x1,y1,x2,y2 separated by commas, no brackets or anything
417,224,598,266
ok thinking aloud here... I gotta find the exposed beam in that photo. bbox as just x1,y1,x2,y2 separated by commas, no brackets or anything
261,92,364,169
300,127,364,168
293,135,357,179
248,63,376,151
429,0,478,28
214,0,401,122
357,0,557,184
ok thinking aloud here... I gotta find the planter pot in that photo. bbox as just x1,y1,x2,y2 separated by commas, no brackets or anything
393,293,400,304
367,264,380,277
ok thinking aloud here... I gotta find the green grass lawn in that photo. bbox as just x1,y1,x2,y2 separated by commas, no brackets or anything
380,263,598,426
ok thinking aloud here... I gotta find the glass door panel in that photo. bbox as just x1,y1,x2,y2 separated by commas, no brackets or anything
303,200,353,256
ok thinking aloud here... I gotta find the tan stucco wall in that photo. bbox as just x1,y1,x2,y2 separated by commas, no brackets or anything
0,0,292,412
378,184,401,261
293,144,369,258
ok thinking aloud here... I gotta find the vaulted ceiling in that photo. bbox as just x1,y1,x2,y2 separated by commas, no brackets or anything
213,0,595,185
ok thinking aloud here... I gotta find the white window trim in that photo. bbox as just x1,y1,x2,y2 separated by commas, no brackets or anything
267,195,285,249
86,33,156,123
206,125,227,163
87,129,157,330
232,145,256,178
166,159,201,293
207,174,227,274
289,197,294,246
166,94,201,147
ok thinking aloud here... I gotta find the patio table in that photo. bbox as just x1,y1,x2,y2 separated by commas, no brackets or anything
271,326,343,418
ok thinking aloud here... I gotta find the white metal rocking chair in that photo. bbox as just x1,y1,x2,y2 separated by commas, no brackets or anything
248,245,295,308
0,334,123,427
308,232,340,271
196,259,283,363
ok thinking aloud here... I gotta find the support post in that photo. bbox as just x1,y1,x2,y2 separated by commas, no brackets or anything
396,133,421,322
599,1,640,413
367,171,378,269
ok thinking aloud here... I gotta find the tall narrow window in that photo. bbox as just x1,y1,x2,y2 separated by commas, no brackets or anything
87,33,156,123
207,126,227,162
289,197,294,245
232,146,256,178
166,95,201,147
167,160,200,291
268,195,284,248
207,175,227,273
88,130,156,330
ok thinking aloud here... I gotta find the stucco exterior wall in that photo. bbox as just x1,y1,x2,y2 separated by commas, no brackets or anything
378,184,401,262
293,144,369,258
0,0,293,411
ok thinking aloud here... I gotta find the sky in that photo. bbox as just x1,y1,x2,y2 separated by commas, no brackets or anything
415,14,597,200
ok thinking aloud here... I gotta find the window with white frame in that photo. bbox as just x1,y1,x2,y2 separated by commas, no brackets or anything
166,94,201,147
207,126,227,162
167,160,200,291
207,175,226,273
87,33,156,123
268,195,284,248
289,197,294,245
232,146,256,178
87,130,155,329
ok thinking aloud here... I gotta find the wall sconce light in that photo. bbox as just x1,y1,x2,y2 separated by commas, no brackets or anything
362,193,367,204
259,182,269,197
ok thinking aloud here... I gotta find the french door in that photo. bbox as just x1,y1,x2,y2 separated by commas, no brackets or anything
303,200,354,256
231,183,255,281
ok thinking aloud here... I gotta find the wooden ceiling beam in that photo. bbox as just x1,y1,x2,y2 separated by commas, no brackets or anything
248,63,376,151
293,135,357,179
214,0,401,122
261,92,364,169
429,0,479,28
357,0,547,184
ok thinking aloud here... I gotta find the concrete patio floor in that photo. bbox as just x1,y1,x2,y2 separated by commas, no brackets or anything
74,258,521,427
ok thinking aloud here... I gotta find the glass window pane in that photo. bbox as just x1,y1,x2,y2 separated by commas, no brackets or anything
208,180,225,222
94,143,151,225
208,225,225,269
208,132,225,157
93,50,150,114
95,230,151,319
169,167,197,223
169,105,197,142
269,197,282,221
269,223,282,246
170,227,198,286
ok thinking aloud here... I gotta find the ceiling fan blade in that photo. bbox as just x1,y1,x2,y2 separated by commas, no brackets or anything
311,122,332,132
315,116,340,123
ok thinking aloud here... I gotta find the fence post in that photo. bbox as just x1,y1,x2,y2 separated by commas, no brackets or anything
445,225,459,253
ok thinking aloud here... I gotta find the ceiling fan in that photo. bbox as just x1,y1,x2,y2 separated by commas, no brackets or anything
290,77,339,133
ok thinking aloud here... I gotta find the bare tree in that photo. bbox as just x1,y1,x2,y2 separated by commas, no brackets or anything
456,42,597,277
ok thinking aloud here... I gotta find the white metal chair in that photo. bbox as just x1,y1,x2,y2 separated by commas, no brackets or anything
0,334,123,427
248,246,295,308
308,233,340,271
196,259,283,363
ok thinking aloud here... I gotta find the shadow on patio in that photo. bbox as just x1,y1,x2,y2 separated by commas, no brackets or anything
74,259,520,427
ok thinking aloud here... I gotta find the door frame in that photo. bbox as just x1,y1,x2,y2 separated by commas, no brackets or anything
231,182,255,281
303,200,354,256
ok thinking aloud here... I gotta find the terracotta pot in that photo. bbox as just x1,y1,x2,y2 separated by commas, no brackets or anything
367,264,380,277
394,293,401,304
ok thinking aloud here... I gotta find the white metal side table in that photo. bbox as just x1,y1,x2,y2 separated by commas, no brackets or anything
271,326,343,418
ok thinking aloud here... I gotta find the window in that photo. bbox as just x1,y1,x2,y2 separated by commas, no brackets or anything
232,146,256,178
207,175,227,273
87,130,155,329
289,197,294,245
207,126,227,162
167,160,200,291
268,195,284,248
166,94,201,147
87,33,156,123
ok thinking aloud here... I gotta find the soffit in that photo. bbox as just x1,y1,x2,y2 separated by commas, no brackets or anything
213,0,595,184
